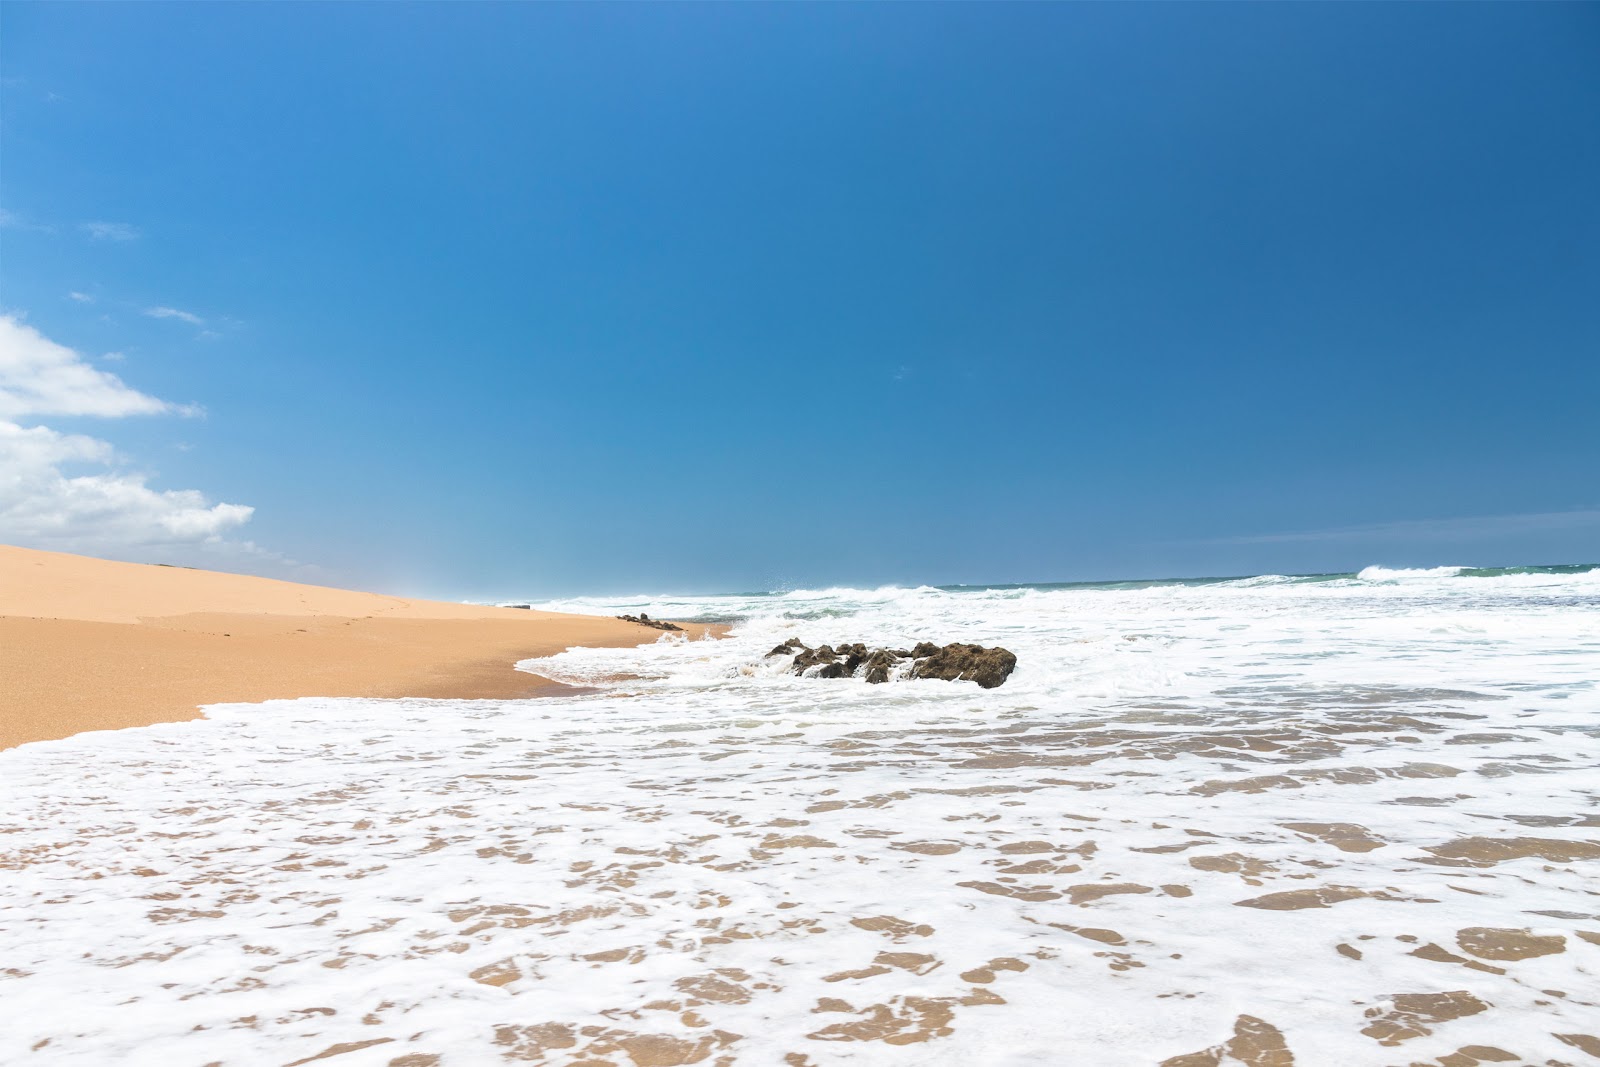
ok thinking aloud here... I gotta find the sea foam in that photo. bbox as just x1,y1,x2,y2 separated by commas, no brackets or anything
1357,564,1467,581
3,568,1598,1065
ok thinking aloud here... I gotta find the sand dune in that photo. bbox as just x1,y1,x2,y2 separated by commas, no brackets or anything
0,545,712,750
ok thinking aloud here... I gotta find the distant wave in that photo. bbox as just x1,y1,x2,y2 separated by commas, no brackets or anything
1357,565,1467,581
1354,564,1600,583
511,563,1599,609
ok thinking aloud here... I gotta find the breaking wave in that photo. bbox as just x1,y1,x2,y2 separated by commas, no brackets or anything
1356,564,1467,580
4,562,1600,1064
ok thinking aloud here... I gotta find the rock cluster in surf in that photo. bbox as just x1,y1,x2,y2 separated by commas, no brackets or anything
767,638,1017,688
617,613,684,632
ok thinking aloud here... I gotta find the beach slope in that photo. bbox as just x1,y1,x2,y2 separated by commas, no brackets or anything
0,545,707,750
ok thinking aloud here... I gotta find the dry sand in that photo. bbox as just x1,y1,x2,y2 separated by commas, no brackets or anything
0,545,715,750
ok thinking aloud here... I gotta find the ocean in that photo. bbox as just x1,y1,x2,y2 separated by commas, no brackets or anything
4,564,1598,1064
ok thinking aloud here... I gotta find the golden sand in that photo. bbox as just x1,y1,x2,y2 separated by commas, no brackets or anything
0,545,714,750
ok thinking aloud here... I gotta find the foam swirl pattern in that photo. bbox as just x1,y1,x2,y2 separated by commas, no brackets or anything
3,568,1599,1065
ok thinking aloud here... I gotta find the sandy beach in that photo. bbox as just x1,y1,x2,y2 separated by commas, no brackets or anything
0,545,714,750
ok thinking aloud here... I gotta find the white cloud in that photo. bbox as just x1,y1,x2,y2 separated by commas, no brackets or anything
80,220,140,241
144,306,205,326
0,315,259,559
0,315,183,418
1211,509,1600,545
0,421,254,550
68,291,95,303
0,208,56,234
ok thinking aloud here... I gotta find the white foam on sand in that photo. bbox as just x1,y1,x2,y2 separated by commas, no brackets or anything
3,572,1599,1065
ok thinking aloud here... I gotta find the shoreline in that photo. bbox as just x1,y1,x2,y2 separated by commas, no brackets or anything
0,545,719,751
4,549,1596,1061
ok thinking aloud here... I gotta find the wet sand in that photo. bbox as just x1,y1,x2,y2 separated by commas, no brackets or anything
0,545,715,750
3,560,1598,1062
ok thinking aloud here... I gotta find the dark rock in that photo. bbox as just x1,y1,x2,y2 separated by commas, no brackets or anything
863,649,899,684
764,638,1016,688
617,613,683,632
908,642,1017,689
792,644,839,674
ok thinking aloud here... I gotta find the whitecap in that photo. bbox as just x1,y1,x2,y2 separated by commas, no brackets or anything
1356,564,1467,580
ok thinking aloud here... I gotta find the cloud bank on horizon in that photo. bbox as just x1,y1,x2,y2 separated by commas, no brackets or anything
0,315,259,560
1212,509,1600,547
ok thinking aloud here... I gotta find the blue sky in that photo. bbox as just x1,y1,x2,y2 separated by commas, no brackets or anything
2,3,1596,597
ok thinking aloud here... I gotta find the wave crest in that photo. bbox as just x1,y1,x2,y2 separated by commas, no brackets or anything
1357,565,1466,581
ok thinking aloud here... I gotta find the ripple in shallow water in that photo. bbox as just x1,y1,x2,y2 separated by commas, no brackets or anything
3,687,1598,1066
4,575,1599,1065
